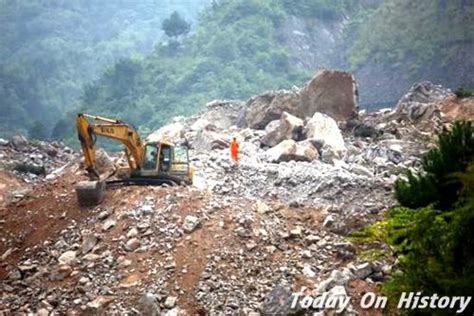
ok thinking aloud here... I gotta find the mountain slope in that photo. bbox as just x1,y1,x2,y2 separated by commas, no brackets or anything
73,0,473,143
2,0,472,140
0,0,210,137
72,0,311,141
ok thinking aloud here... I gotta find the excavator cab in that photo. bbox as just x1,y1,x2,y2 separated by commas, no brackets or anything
139,141,192,185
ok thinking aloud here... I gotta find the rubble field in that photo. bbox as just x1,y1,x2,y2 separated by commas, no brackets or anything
1,77,472,315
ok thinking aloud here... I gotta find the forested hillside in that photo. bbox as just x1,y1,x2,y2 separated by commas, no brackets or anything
71,0,312,141
347,0,474,106
0,0,210,138
71,0,472,143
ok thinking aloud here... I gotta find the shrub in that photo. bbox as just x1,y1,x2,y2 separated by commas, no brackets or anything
395,121,474,210
454,85,473,99
354,123,474,314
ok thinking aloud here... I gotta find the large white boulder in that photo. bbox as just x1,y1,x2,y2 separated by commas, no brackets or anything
305,112,346,155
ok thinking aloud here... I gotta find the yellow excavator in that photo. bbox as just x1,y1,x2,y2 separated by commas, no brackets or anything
75,113,193,206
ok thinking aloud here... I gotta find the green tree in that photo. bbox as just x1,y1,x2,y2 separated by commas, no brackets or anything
51,117,71,140
161,11,191,41
395,121,474,210
356,123,474,314
28,120,48,140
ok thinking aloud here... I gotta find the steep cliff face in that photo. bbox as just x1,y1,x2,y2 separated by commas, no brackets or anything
280,0,474,108
281,15,347,71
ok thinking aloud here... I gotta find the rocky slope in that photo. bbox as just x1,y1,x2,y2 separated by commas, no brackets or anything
0,74,471,315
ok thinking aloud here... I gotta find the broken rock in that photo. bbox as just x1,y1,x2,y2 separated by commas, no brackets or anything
81,234,98,254
86,296,115,312
260,284,295,316
58,250,76,265
164,296,178,309
261,111,304,147
139,293,161,316
183,215,200,233
305,112,346,154
49,265,72,281
102,218,116,231
125,238,141,252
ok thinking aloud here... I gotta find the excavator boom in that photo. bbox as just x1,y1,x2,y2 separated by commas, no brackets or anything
76,113,145,206
76,113,144,179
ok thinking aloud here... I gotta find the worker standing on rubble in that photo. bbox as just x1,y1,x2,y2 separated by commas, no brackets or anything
230,137,239,164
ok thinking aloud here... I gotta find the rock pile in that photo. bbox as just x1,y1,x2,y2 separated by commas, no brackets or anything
395,81,454,120
0,135,78,183
1,74,465,315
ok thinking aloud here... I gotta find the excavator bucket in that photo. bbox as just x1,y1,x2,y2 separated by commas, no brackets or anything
75,180,106,206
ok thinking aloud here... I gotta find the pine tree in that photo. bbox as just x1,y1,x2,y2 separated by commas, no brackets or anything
28,120,48,140
395,121,474,210
161,11,191,42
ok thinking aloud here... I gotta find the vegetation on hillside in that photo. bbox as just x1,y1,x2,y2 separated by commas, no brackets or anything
395,121,474,210
454,85,474,98
1,0,473,142
57,0,313,144
347,0,474,71
352,121,474,314
0,0,210,138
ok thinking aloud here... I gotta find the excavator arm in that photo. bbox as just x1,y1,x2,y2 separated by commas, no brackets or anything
76,113,144,180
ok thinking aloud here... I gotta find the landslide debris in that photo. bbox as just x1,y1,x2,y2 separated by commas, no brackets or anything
0,73,470,315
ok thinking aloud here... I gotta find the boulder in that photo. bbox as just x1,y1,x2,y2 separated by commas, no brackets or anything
300,69,359,121
305,113,346,155
95,148,115,175
261,112,305,147
201,99,243,130
266,140,297,163
394,81,454,122
11,135,28,150
266,139,318,163
242,70,358,129
147,121,185,143
260,120,281,147
190,118,213,131
242,89,301,129
295,140,319,161
192,129,230,151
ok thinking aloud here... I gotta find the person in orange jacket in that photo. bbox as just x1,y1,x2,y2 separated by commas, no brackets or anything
230,137,239,163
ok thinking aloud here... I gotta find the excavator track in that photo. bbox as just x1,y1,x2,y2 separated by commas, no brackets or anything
106,177,180,186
